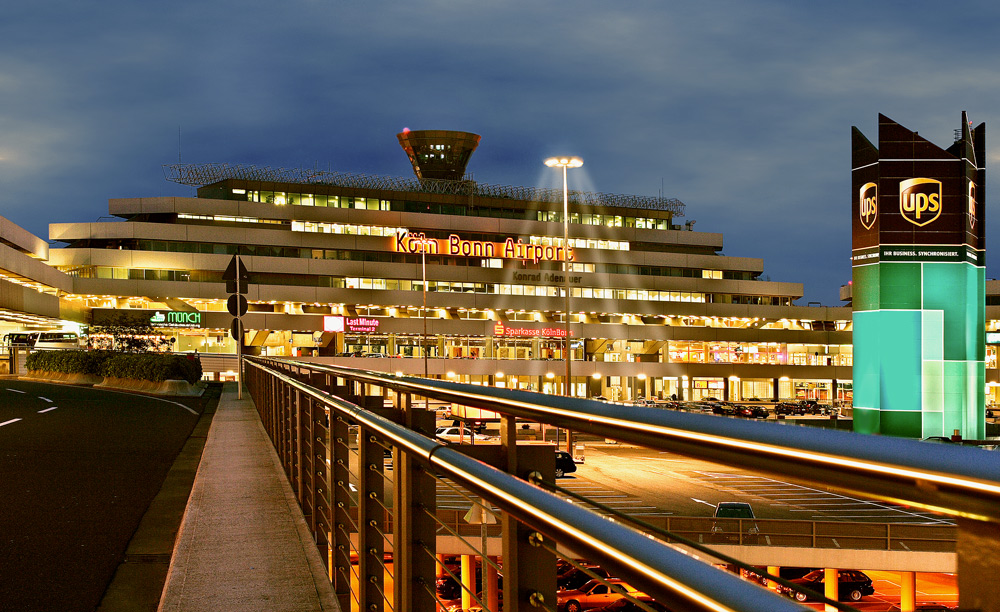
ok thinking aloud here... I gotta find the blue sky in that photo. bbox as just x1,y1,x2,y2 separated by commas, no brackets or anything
3,1,999,305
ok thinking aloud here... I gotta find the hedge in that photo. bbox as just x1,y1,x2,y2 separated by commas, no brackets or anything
25,351,203,385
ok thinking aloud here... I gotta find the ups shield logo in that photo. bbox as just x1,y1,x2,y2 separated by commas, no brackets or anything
859,182,877,230
899,178,942,226
968,180,977,228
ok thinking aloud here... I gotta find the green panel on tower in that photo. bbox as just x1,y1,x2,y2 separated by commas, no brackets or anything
850,113,986,439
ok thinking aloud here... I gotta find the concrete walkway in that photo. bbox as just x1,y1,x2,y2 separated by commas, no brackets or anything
158,383,340,612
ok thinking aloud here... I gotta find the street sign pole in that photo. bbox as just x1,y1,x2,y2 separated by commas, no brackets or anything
224,254,250,399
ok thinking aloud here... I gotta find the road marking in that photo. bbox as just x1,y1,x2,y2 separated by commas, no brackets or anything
79,388,199,415
0,418,22,427
39,396,53,402
692,497,716,508
690,470,955,525
38,407,58,414
6,388,25,394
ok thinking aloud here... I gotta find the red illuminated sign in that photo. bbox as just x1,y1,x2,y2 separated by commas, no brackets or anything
394,231,574,263
324,316,380,334
492,322,570,338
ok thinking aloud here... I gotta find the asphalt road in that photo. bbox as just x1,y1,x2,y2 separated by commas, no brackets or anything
573,443,955,525
0,380,208,612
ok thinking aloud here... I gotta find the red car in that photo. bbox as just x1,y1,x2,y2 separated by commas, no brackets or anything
557,579,645,612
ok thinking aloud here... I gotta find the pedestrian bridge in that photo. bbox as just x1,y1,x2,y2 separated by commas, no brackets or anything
241,356,1000,612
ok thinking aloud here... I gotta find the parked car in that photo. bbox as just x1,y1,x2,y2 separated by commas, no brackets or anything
555,450,578,478
591,597,671,612
558,566,612,591
436,426,490,443
734,405,769,419
711,403,737,416
775,402,807,416
710,502,760,544
557,578,644,612
776,569,875,602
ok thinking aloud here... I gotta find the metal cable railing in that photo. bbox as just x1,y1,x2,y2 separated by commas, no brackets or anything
245,356,1000,611
284,360,1000,525
245,356,805,612
162,162,687,215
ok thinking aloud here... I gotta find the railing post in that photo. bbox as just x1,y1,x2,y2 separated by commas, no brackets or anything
501,444,556,612
957,517,1000,611
393,392,437,612
358,429,385,612
293,389,304,498
331,413,352,612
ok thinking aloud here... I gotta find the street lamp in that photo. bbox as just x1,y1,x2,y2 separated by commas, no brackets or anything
544,156,583,397
545,156,582,454
413,235,434,379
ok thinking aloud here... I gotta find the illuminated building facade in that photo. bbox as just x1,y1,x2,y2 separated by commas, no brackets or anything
35,130,861,404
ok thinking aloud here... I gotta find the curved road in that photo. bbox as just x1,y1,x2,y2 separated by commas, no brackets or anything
0,380,209,612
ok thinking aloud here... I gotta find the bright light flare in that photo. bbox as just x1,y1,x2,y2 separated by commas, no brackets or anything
545,156,583,168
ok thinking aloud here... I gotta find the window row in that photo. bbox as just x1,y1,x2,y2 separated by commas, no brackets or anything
225,188,674,230
106,239,755,282
61,265,798,308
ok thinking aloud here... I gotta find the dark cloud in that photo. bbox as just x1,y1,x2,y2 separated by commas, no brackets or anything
3,0,1000,304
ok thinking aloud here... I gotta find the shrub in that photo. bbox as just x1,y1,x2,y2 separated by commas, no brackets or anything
26,350,202,385
25,350,109,375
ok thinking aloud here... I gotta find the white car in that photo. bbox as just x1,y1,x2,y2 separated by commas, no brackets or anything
435,426,490,443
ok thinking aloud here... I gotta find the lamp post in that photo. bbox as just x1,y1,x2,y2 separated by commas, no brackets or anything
545,156,583,454
410,235,436,378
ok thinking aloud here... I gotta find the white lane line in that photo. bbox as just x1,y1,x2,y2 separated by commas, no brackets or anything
38,407,58,414
38,396,53,402
789,508,900,512
80,388,199,415
6,389,25,394
0,418,22,427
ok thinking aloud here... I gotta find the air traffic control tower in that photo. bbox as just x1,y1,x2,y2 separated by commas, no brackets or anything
851,113,986,439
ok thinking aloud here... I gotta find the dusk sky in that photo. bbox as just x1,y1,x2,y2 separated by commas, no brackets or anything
3,1,999,305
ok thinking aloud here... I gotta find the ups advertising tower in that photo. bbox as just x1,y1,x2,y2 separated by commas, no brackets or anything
851,113,986,439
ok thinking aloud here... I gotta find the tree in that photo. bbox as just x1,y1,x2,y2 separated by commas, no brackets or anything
88,312,174,353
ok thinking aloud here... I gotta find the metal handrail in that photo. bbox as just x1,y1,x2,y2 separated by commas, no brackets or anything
263,358,1000,526
245,357,803,612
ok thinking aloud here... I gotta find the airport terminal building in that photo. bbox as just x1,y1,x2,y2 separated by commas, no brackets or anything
3,129,999,407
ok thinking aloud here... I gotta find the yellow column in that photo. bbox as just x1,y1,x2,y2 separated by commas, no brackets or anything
824,568,838,612
900,571,916,612
486,557,499,611
767,566,781,592
436,554,446,578
461,554,474,611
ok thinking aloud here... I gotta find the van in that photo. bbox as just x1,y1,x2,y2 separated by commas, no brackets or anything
3,331,83,350
33,332,84,349
2,332,36,347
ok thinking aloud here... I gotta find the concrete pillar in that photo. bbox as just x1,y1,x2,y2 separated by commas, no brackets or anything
900,571,916,612
766,566,780,592
824,568,838,612
461,554,474,611
772,377,780,402
957,517,1000,612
